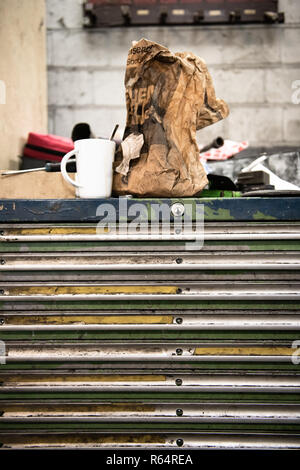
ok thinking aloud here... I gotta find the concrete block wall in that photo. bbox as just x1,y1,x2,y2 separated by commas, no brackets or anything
46,0,300,148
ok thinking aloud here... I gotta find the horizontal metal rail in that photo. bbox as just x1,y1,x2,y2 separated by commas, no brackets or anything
2,222,300,232
2,342,299,362
1,217,300,449
1,373,299,392
0,281,299,301
1,314,300,330
2,233,300,242
2,273,300,283
2,416,300,423
1,432,300,449
1,403,300,423
1,294,299,301
1,252,300,271
1,222,300,242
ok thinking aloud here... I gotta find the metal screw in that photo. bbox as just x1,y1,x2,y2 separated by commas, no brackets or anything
176,409,183,417
175,228,181,234
176,288,182,294
0,319,4,325
171,202,185,218
0,231,3,236
0,259,5,265
176,438,184,447
176,348,183,356
175,317,183,324
175,378,182,386
176,258,183,264
0,290,4,295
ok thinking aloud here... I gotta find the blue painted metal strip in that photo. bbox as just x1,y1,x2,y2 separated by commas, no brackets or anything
0,198,300,223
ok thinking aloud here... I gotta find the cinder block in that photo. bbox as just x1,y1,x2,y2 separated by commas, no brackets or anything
281,28,300,63
51,30,108,67
225,106,283,144
283,106,300,142
279,0,300,24
48,69,94,106
169,27,281,65
167,28,229,65
222,28,281,65
210,68,264,104
54,106,126,140
105,28,167,67
46,32,53,66
47,107,55,134
266,67,300,104
46,0,84,29
93,70,126,106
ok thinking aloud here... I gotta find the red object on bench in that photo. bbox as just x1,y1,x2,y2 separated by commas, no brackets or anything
23,132,74,163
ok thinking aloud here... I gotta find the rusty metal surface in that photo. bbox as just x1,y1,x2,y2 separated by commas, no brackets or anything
1,252,299,271
1,432,300,450
1,370,299,391
0,203,300,449
1,312,300,330
2,341,299,363
1,403,300,423
1,222,300,242
1,197,300,222
0,281,299,301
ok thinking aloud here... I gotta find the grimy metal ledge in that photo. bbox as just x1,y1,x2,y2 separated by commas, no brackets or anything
0,197,300,222
0,196,300,450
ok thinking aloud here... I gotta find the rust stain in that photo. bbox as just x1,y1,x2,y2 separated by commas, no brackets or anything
0,434,165,445
2,403,156,413
194,347,293,356
5,285,177,296
1,374,166,383
4,315,173,325
8,227,105,235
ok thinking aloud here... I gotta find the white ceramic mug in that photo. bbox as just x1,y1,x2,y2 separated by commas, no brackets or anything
61,138,116,198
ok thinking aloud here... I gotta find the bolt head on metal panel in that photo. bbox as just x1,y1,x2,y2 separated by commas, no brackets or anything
171,202,185,217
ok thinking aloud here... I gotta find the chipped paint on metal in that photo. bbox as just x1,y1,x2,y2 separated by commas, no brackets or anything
1,315,173,325
0,433,166,446
1,374,166,383
194,347,293,356
252,211,277,221
204,206,235,221
2,285,178,296
1,403,156,414
5,227,104,235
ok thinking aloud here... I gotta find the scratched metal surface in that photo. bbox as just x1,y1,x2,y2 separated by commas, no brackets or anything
0,197,300,222
0,199,300,449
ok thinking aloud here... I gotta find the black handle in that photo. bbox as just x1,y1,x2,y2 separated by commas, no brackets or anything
45,162,77,173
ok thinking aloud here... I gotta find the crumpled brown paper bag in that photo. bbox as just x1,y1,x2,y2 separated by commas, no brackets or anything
113,38,229,197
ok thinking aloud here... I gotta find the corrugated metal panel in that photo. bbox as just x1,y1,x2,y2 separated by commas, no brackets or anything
0,198,300,449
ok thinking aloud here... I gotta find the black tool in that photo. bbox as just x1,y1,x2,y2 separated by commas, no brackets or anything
207,173,237,191
71,123,94,142
201,137,224,153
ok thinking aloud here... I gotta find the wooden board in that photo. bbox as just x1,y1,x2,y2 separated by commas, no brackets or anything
0,171,76,199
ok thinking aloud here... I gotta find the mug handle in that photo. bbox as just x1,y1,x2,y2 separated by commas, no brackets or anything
61,149,81,188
